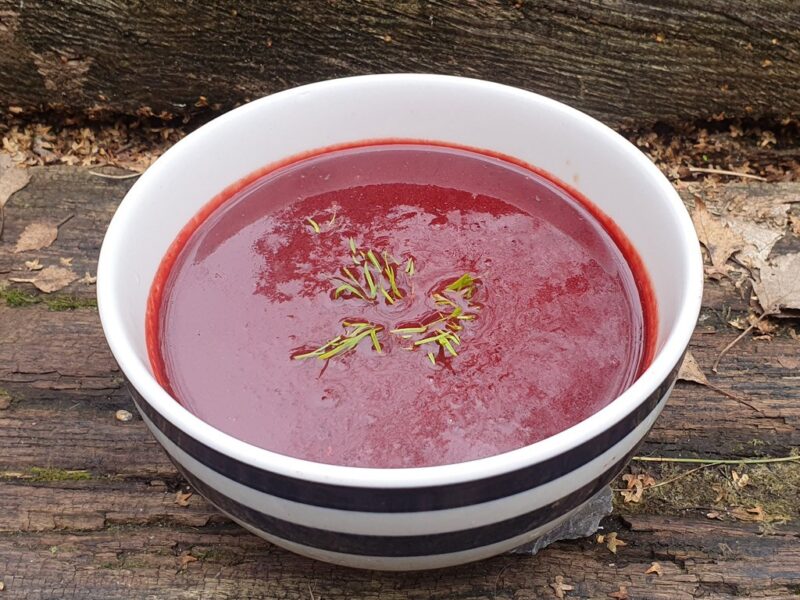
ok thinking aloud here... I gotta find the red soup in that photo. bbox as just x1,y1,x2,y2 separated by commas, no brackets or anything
147,142,655,468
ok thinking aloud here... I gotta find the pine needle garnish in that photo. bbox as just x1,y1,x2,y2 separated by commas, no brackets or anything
305,217,321,234
293,321,384,361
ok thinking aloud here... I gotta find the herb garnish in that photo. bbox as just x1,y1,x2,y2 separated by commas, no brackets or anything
294,237,482,367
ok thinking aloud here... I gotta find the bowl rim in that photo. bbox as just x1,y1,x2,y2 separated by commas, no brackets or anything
97,73,703,488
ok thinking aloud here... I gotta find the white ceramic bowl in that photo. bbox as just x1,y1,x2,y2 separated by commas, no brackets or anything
97,74,702,570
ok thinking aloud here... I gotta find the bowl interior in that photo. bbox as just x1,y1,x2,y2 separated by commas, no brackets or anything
98,74,701,478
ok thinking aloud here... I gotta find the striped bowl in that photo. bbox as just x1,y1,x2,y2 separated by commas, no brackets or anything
97,74,702,570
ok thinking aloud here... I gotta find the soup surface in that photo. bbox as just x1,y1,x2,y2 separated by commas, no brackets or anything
148,143,654,467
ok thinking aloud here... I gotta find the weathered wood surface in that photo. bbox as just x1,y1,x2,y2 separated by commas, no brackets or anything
1,1,800,126
1,168,799,598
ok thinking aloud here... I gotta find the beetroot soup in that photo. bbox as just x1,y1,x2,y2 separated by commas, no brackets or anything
147,143,655,468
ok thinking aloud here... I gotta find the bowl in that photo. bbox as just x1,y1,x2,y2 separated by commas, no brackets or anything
97,74,702,570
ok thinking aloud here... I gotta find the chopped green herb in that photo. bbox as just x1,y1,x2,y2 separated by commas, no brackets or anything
348,237,357,254
405,257,415,276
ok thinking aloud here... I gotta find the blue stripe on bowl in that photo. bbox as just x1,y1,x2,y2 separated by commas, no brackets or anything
128,356,678,513
171,444,639,557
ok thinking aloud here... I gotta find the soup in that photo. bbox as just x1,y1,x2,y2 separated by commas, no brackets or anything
147,142,655,468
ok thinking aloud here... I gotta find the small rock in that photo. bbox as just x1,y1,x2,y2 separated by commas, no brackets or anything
115,409,133,422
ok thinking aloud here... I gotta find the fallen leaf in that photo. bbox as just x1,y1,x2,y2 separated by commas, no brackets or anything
778,356,800,370
177,553,198,569
13,222,58,253
731,505,765,522
59,257,73,267
727,218,784,269
175,490,193,507
24,258,43,271
691,198,745,277
79,272,97,285
9,265,77,293
706,511,723,520
606,532,627,554
732,470,750,489
712,483,726,503
789,214,800,236
608,585,629,600
678,350,708,385
115,409,133,422
596,534,605,544
752,253,800,313
550,575,574,599
0,154,31,208
645,561,663,576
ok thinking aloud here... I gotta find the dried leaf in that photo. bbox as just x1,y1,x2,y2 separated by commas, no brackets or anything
731,505,765,522
177,553,198,569
706,511,723,520
691,198,745,277
712,483,726,503
645,561,663,576
605,532,627,554
727,218,784,269
0,154,31,208
777,356,800,370
732,471,750,489
59,257,73,267
79,271,97,285
550,575,574,599
678,350,708,385
9,265,77,293
24,258,43,271
175,490,193,507
596,534,605,544
752,253,800,314
608,585,629,600
13,222,58,253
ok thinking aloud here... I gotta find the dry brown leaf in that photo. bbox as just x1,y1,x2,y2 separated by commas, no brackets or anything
691,198,745,277
789,214,800,236
678,350,708,385
752,253,800,314
79,271,97,285
712,483,726,503
731,470,750,489
59,257,73,267
777,356,800,370
175,490,193,507
9,265,77,293
606,532,627,554
706,511,723,520
645,561,663,576
24,258,43,271
727,218,784,269
177,553,198,569
731,505,765,522
0,154,31,208
550,575,574,599
13,222,58,253
608,585,629,600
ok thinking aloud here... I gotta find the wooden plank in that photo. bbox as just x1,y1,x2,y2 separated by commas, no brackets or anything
1,2,799,125
0,519,798,599
1,167,799,598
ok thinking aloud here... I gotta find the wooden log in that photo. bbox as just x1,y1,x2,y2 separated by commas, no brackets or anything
1,167,800,598
0,1,799,125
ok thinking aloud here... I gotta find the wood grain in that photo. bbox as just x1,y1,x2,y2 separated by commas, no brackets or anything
1,167,799,598
1,1,799,125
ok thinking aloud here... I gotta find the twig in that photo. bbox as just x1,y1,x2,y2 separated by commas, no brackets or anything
632,455,800,465
704,381,766,415
712,312,774,373
57,214,75,228
88,170,142,180
687,166,767,181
